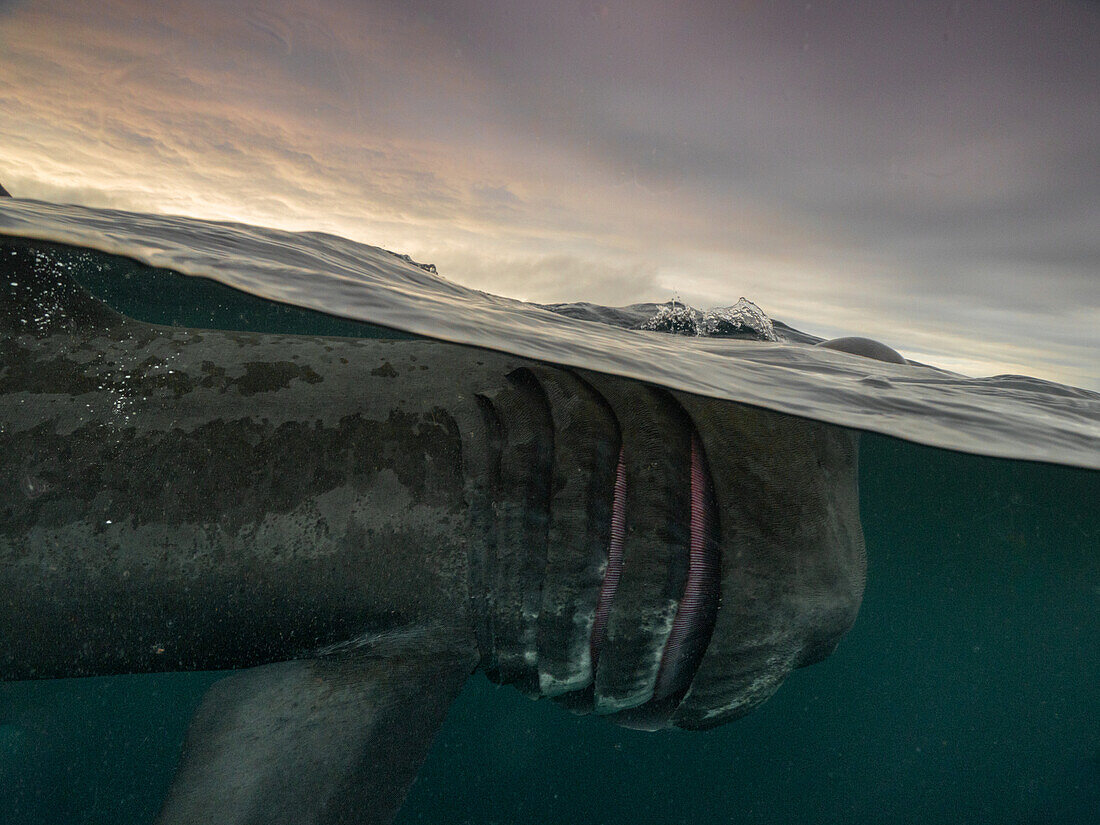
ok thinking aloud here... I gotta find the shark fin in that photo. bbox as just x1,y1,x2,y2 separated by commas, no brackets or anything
0,182,10,197
156,646,475,825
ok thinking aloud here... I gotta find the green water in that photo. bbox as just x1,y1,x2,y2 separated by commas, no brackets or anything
1,261,1097,824
2,421,1096,825
402,438,1100,825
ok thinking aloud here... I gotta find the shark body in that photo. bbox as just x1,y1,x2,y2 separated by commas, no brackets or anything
1,237,868,824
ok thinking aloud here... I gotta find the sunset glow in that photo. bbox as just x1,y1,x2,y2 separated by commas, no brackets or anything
2,0,1097,387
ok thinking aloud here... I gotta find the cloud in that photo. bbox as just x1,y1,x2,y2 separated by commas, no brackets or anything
436,249,663,306
0,0,1097,388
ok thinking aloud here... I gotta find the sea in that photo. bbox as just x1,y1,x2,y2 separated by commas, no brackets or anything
0,199,1097,824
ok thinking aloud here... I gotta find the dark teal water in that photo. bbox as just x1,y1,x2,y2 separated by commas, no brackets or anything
403,440,1100,825
1,244,1097,824
2,437,1097,824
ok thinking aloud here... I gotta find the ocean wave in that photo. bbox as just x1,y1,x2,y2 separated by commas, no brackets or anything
1,198,1097,469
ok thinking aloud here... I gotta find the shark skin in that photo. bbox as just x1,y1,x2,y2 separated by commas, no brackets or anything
1,238,869,824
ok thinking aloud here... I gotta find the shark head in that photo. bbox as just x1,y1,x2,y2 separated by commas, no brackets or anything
1,237,868,823
464,364,866,731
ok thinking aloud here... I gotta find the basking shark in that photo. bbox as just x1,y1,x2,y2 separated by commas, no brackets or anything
1,234,885,824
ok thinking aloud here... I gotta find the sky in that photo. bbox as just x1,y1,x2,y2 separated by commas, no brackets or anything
1,0,1098,388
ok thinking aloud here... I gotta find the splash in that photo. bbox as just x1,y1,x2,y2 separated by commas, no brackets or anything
635,298,777,341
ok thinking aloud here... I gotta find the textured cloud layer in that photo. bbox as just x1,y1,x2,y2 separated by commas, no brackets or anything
1,0,1097,387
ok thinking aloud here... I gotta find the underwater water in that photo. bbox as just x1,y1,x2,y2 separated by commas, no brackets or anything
2,437,1097,825
0,202,1097,824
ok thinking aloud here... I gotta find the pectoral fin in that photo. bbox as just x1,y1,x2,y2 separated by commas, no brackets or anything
156,645,475,825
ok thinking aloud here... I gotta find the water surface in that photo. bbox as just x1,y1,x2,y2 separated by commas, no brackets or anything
0,203,1096,824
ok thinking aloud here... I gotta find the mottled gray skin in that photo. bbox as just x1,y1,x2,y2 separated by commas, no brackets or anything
1,299,490,679
1,240,868,824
